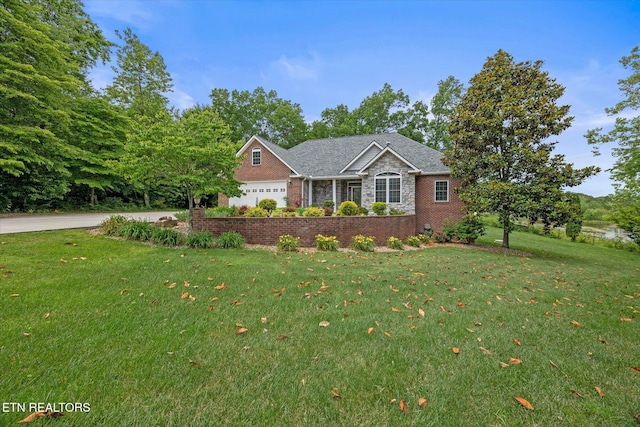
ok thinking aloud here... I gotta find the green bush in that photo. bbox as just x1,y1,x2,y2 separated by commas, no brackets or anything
258,198,277,214
118,220,153,241
282,211,298,217
337,201,359,216
186,230,216,248
358,206,369,215
404,235,422,247
100,215,130,236
371,202,387,215
418,233,431,244
565,221,582,242
323,200,335,209
303,206,325,217
150,227,185,246
277,234,300,251
206,206,238,217
174,210,189,222
455,213,486,244
218,231,245,249
389,208,405,215
315,234,340,251
245,207,268,217
350,235,375,252
387,236,404,250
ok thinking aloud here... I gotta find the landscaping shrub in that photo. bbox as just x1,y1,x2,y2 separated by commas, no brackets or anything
371,202,387,215
404,235,422,247
387,236,404,250
282,211,298,217
186,230,216,248
455,213,486,243
565,220,582,242
238,205,249,216
206,206,238,217
303,206,325,217
389,208,405,215
150,227,185,246
324,207,333,216
358,206,369,215
337,201,358,216
323,200,335,209
315,234,339,251
100,215,130,236
350,235,375,252
118,220,153,241
245,207,268,217
218,231,245,249
258,198,277,215
418,233,431,244
441,219,457,242
277,234,300,251
174,210,189,222
284,206,297,213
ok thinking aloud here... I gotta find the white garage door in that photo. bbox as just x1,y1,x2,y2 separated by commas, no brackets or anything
228,181,288,208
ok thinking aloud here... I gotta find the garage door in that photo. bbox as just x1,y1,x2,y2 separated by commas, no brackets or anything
228,181,288,208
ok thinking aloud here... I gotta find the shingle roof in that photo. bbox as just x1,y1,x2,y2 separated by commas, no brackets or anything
285,133,450,177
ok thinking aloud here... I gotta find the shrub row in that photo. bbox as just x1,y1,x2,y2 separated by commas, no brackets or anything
275,233,431,252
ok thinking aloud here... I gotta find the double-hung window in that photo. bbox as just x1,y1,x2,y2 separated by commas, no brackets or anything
435,180,449,202
375,172,401,203
252,147,261,166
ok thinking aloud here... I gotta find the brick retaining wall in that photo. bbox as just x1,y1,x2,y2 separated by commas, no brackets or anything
192,208,416,247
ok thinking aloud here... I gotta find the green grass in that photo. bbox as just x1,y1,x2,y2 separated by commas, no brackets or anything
0,228,639,426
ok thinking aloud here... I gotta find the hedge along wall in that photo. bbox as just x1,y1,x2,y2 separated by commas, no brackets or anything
192,208,416,247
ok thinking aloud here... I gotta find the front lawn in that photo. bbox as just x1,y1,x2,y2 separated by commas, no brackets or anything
0,229,638,425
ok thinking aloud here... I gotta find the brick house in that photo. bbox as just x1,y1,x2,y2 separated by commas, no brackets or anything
218,133,465,234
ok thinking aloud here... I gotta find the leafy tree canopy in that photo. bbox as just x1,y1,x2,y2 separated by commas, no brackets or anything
444,50,599,248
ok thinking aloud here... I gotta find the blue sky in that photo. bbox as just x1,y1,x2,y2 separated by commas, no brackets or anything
84,0,640,197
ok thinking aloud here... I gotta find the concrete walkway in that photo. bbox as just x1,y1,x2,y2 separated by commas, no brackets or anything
0,211,180,234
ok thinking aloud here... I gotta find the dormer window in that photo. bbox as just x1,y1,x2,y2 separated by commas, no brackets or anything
252,147,261,166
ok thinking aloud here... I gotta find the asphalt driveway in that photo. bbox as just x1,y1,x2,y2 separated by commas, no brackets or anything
0,211,180,234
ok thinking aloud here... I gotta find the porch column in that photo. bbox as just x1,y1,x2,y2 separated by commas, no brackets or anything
332,179,337,207
308,178,313,206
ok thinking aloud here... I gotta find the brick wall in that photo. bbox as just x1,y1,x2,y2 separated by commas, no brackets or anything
415,175,466,234
192,208,416,247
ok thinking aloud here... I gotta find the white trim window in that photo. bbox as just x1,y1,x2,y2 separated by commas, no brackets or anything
435,180,449,202
252,147,261,166
375,172,401,203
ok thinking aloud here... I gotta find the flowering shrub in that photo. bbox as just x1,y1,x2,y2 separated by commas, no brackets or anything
277,234,300,251
245,207,268,217
386,236,404,250
350,235,375,252
315,234,339,251
404,235,422,247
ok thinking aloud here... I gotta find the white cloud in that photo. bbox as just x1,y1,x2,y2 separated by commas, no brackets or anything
271,52,321,81
85,0,160,30
169,89,195,111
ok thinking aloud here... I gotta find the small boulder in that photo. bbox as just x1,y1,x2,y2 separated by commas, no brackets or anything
155,216,178,227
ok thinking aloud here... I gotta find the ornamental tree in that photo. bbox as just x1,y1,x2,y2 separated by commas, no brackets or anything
443,50,598,248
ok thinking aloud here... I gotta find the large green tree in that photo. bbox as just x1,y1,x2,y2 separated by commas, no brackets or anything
586,46,640,244
209,87,307,147
0,0,116,211
444,50,598,248
424,76,464,151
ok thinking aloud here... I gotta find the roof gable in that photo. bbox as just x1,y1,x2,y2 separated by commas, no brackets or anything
237,135,301,176
357,145,421,174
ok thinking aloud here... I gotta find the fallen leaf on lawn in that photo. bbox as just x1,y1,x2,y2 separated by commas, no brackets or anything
418,397,427,408
235,323,244,327
189,295,195,302
571,320,581,327
391,307,401,313
18,410,63,423
22,332,31,337
120,289,128,295
216,283,226,290
389,285,399,293
189,359,201,368
183,281,190,287
452,347,460,354
319,321,330,327
231,300,243,305
515,397,534,410
236,327,248,335
513,338,522,346
509,358,522,365
570,389,584,399
598,336,609,345
59,259,67,264
620,315,632,322
418,308,425,317
43,312,50,319
550,360,559,369
208,305,213,312
399,399,407,412
261,317,267,324
479,346,491,355
207,276,214,281
466,328,475,333
631,367,640,373
384,331,392,337
276,334,287,341
499,361,509,368
10,294,19,297
595,386,604,397
330,389,342,399
180,291,189,299
367,327,374,334
168,282,176,289
210,297,219,301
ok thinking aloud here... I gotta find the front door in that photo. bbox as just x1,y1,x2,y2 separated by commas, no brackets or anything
347,182,361,205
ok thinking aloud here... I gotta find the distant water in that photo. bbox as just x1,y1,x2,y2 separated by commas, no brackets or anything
580,225,631,242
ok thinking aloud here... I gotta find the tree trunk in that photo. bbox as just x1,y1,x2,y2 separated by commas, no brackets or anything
143,192,150,208
502,226,510,248
90,187,95,207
